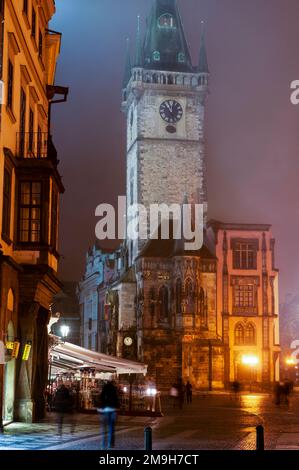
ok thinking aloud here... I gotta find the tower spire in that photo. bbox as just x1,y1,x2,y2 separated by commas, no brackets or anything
135,15,142,67
122,38,132,89
143,0,193,72
198,21,209,73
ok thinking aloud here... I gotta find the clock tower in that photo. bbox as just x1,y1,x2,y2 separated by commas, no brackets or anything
122,0,209,265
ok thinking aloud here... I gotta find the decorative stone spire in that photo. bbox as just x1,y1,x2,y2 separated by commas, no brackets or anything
135,15,143,67
122,38,132,89
198,21,209,73
143,0,193,72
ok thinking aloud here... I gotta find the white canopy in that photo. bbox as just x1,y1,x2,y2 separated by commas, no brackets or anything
49,339,147,377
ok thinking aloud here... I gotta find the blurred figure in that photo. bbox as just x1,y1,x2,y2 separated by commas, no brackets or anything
98,381,120,450
273,382,281,406
170,383,179,408
53,384,73,437
177,378,185,410
186,381,193,404
282,380,294,405
232,381,241,400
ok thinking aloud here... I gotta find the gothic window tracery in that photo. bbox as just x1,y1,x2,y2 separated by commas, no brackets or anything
245,323,256,345
235,323,245,345
176,278,182,314
158,285,169,320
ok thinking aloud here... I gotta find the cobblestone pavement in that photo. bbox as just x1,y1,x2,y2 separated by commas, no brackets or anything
1,393,299,450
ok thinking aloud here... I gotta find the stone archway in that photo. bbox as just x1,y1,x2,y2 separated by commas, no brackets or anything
4,319,16,423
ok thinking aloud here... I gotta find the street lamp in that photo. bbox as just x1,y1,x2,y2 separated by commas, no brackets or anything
242,355,259,393
285,357,296,382
60,325,70,340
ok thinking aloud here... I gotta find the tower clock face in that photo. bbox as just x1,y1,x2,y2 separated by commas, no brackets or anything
159,100,183,124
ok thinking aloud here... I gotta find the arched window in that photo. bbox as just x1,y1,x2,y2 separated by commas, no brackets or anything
176,279,182,314
161,74,167,84
149,287,156,316
153,51,160,62
185,279,194,313
158,14,176,29
159,286,169,320
152,73,158,84
245,323,256,345
235,323,245,345
167,74,173,85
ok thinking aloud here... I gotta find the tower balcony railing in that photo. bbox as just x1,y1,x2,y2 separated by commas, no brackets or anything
16,132,57,160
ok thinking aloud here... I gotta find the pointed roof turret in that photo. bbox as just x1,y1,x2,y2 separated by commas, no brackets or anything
143,0,193,72
135,15,143,67
198,21,209,73
122,38,132,89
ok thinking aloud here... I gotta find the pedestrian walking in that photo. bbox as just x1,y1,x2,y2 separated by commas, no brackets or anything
97,381,120,450
170,384,179,408
186,381,193,404
53,384,73,437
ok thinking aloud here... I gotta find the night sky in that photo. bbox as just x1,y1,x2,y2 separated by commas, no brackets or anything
51,0,299,301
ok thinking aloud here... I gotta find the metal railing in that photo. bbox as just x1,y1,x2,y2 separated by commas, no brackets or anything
16,132,49,158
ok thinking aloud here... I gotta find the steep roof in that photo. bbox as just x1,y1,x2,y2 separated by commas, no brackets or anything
143,0,193,72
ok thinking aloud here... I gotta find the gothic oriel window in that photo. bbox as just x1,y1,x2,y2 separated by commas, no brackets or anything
153,51,160,62
235,323,245,345
233,240,257,269
158,14,176,29
245,323,256,345
158,285,169,320
18,181,42,243
176,278,182,314
199,287,207,327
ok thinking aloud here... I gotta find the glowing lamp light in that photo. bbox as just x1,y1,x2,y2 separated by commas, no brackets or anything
146,388,157,396
60,325,70,339
242,355,259,366
123,387,128,393
286,357,296,366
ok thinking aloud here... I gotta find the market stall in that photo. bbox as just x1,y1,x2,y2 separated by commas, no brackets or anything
48,337,148,411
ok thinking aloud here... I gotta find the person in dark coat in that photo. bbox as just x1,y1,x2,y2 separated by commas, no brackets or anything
53,384,73,436
98,381,120,449
186,381,193,404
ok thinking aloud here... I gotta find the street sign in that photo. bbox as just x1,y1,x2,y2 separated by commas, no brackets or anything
22,341,32,361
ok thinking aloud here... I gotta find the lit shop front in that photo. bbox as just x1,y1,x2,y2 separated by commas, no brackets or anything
48,339,148,412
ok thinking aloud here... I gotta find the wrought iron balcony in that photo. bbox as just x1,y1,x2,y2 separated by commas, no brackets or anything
16,132,57,160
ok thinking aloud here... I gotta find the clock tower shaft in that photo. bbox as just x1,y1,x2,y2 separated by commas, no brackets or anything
122,0,209,265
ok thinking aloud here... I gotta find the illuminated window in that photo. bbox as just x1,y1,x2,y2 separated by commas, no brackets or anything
18,181,42,243
234,284,255,308
178,52,185,63
235,323,244,345
158,14,176,29
233,241,257,269
23,0,28,15
245,323,256,345
153,51,160,62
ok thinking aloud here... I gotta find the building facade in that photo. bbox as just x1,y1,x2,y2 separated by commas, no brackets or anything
0,0,67,424
81,0,280,392
77,244,117,351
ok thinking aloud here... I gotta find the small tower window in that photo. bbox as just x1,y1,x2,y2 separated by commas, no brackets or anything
178,52,185,63
158,14,176,29
153,51,160,62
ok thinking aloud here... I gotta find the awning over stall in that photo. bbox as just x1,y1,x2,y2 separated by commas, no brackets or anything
49,338,147,376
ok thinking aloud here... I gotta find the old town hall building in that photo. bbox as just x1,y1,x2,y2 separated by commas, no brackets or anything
79,0,280,391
